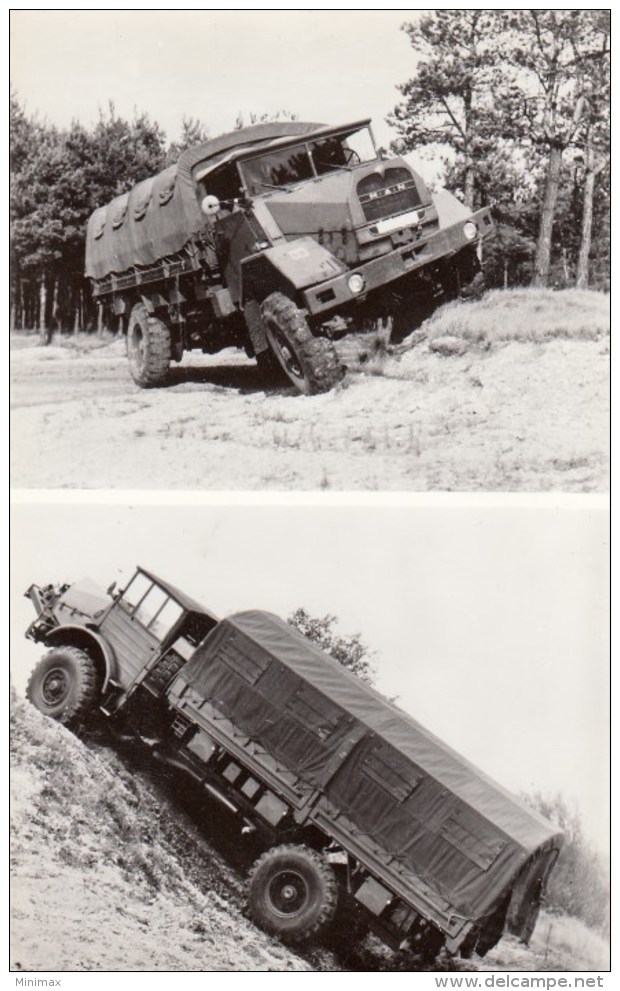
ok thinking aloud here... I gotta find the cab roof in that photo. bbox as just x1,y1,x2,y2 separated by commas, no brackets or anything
136,566,220,623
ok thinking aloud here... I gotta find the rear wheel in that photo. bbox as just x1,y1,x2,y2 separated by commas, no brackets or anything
261,292,343,395
248,844,338,943
127,302,171,387
26,647,100,728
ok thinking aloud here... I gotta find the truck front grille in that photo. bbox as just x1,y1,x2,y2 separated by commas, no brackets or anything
357,168,422,223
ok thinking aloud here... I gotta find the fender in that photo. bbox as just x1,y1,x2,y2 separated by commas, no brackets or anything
45,624,118,691
240,237,348,309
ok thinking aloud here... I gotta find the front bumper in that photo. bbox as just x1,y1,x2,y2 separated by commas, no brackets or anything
302,206,493,316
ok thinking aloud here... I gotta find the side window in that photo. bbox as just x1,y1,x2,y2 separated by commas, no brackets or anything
120,574,183,640
198,165,243,209
147,596,183,639
287,683,343,741
122,572,152,609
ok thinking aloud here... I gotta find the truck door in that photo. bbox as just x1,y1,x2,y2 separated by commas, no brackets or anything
215,211,264,304
98,573,184,690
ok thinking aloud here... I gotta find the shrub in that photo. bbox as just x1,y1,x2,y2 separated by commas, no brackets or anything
523,792,609,937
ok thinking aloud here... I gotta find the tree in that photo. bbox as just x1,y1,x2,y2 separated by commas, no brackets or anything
10,99,169,336
165,115,210,165
573,12,610,288
388,11,508,209
524,793,609,935
288,608,376,685
501,10,610,286
234,109,298,131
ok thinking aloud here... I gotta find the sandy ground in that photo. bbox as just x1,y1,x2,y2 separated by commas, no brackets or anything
10,322,609,492
10,690,609,973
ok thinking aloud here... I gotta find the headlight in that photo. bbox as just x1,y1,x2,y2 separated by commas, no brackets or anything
348,273,366,295
463,221,478,241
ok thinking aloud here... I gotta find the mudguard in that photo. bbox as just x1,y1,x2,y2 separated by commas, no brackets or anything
240,237,347,308
45,625,118,691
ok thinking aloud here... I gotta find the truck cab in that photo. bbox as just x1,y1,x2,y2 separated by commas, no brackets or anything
25,567,219,720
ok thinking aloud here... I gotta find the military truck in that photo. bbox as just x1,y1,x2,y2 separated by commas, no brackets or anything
24,568,560,959
85,120,493,395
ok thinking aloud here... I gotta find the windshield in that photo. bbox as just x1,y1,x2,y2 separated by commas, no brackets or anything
241,126,377,193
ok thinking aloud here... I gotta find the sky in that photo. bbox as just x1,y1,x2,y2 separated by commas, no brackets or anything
11,499,609,854
10,10,425,150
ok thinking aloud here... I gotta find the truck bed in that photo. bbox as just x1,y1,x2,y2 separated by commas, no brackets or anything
167,610,561,941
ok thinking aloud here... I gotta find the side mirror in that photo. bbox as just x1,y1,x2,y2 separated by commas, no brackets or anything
201,194,221,217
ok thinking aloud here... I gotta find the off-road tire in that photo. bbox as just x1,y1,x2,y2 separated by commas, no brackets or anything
26,646,100,728
261,292,343,395
248,844,338,943
127,303,172,387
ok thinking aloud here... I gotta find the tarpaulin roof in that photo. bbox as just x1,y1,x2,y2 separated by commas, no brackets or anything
181,609,562,923
228,611,556,848
85,121,325,280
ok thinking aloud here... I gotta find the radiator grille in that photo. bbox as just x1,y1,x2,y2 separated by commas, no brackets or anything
357,168,421,223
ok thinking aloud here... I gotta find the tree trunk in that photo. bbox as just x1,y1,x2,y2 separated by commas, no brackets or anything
463,163,475,210
39,277,52,345
576,166,595,289
532,144,563,287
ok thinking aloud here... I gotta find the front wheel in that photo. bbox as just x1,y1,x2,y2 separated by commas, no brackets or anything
127,302,172,387
248,844,338,943
261,292,343,395
26,646,100,727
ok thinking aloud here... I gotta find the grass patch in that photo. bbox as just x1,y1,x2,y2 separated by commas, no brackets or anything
424,288,609,352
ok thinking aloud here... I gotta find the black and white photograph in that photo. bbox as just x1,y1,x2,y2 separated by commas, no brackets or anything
10,502,610,973
10,9,609,493
9,6,611,982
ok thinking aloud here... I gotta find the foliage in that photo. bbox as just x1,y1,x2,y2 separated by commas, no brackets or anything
166,116,210,165
390,9,609,289
523,792,609,936
388,11,509,209
10,98,168,331
234,109,298,131
287,608,376,685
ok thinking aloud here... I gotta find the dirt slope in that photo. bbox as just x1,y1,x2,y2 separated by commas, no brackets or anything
10,692,311,972
11,692,609,973
10,289,609,491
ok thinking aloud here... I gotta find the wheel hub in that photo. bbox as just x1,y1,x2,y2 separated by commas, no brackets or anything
268,870,309,916
270,328,303,380
41,667,69,706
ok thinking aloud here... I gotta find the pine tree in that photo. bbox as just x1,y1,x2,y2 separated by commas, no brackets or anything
388,11,508,209
499,10,609,286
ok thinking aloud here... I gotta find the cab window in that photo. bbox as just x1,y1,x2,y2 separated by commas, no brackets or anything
121,574,183,640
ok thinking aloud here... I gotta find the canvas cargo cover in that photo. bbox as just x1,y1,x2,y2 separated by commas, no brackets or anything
180,610,562,922
85,121,323,280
